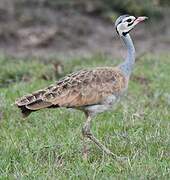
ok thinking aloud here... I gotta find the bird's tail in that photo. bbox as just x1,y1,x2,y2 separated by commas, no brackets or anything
15,90,53,117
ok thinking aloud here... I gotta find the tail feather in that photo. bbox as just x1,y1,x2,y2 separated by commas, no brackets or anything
15,89,53,117
19,105,33,118
26,99,52,110
15,90,46,106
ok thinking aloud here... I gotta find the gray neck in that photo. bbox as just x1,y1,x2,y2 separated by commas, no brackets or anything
119,34,136,76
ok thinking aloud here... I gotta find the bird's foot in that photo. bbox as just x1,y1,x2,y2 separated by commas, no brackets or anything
90,135,128,162
113,154,128,162
82,152,88,161
109,152,128,162
82,145,89,161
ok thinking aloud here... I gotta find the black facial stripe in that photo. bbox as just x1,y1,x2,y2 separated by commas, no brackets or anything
127,18,136,26
122,31,130,36
128,21,134,26
116,27,118,34
117,20,122,25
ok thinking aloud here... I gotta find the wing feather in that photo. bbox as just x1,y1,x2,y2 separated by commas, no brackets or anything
42,67,127,107
15,67,127,117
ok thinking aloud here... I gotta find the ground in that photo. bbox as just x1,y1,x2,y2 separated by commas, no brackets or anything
0,3,170,59
0,54,169,179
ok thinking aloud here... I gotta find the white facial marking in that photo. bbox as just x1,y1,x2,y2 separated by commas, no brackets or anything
117,16,136,36
122,16,136,23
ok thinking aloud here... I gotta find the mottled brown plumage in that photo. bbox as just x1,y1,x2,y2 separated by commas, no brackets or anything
15,67,128,116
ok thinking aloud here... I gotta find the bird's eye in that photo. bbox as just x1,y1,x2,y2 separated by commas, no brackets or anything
126,19,132,22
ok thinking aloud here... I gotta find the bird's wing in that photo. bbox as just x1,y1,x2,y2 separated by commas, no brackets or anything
42,67,127,107
15,67,127,111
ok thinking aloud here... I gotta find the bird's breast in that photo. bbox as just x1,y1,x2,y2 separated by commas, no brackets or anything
102,94,118,106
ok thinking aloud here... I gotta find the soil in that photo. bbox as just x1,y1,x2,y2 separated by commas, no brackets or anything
0,4,170,60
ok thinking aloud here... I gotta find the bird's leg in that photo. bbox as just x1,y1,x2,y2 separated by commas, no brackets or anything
82,115,91,160
82,115,119,160
82,137,89,160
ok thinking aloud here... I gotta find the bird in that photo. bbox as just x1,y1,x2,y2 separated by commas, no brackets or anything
15,15,148,160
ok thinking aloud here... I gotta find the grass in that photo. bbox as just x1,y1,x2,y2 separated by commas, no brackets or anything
0,54,170,179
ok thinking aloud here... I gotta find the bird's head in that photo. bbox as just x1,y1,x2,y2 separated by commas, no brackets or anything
115,15,148,36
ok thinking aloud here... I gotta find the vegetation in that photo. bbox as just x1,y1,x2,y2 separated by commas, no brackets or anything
10,0,170,19
0,54,169,179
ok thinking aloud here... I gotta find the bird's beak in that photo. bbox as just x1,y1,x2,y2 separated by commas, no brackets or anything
135,16,148,23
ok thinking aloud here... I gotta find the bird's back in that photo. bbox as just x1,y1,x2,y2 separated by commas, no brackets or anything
15,67,128,117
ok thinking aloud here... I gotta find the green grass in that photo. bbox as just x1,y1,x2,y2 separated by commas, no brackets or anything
0,54,169,179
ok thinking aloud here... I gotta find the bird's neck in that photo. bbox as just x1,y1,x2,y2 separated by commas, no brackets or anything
119,34,136,77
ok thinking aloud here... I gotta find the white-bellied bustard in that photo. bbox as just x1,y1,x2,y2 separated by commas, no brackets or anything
15,15,148,160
